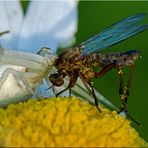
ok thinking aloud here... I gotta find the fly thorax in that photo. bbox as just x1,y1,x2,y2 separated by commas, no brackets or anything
79,66,94,79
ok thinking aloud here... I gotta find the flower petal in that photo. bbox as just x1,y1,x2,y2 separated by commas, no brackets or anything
17,0,78,52
0,1,24,50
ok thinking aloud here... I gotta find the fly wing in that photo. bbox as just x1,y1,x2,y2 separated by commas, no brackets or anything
80,13,148,55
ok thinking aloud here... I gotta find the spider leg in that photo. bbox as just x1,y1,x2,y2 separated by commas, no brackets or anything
0,30,9,36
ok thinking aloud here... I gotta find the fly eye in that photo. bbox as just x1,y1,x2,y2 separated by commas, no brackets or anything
51,73,60,79
49,73,64,86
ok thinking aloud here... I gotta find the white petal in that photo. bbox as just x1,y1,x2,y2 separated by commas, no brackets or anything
17,0,78,52
0,1,24,50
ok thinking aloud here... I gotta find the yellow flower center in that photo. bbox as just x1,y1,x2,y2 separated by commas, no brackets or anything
0,97,147,147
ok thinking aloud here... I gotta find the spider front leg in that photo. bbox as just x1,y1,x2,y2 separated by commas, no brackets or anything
0,30,9,36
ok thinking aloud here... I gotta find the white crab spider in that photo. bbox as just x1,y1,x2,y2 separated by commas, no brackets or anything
0,45,56,106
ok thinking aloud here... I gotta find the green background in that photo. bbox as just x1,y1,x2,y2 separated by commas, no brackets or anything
21,1,148,142
76,1,148,141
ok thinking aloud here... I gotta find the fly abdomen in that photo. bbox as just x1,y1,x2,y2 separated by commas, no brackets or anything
115,50,141,66
88,50,141,67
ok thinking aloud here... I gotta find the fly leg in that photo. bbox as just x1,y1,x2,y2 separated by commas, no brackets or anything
89,81,102,113
45,84,57,95
116,65,127,113
78,73,102,113
94,63,115,78
116,64,140,126
56,72,78,97
79,63,115,113
55,87,68,97
69,88,72,97
116,64,135,113
94,63,115,112
126,64,135,102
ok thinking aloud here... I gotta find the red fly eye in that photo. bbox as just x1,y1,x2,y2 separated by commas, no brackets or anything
53,79,64,86
49,73,64,87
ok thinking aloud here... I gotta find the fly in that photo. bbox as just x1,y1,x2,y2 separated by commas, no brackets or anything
49,13,148,125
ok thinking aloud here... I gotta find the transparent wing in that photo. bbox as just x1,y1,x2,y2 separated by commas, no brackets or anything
80,13,148,55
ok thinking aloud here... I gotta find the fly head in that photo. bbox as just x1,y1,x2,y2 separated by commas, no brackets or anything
49,73,64,87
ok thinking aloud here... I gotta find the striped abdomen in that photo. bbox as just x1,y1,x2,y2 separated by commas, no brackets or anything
89,50,141,67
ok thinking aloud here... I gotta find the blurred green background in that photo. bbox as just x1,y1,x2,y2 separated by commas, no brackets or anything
21,1,148,142
76,1,148,141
